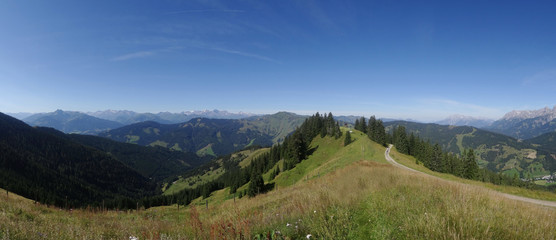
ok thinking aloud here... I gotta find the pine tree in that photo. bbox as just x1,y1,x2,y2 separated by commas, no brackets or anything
463,149,478,180
247,171,264,197
344,130,352,146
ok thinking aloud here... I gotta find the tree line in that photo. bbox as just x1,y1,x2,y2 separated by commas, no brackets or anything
386,124,540,189
138,112,343,209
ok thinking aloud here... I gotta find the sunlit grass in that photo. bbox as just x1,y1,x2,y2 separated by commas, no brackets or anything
2,131,555,239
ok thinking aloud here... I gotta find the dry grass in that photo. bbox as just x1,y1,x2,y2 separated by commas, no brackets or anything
2,133,556,239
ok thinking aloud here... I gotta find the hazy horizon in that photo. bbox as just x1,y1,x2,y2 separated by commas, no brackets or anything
8,106,556,123
2,1,555,122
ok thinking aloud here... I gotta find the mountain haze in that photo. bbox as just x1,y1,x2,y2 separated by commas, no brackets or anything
436,114,494,128
88,109,257,125
488,106,556,139
24,110,123,134
100,112,306,158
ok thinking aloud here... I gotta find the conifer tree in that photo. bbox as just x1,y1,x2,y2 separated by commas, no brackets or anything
344,130,352,146
247,171,264,197
463,149,478,180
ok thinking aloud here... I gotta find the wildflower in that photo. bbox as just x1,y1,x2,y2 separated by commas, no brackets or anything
313,210,317,213
129,236,138,240
306,234,313,239
286,223,291,227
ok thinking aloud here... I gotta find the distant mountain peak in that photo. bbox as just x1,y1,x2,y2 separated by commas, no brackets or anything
502,106,556,121
489,105,556,139
436,114,494,128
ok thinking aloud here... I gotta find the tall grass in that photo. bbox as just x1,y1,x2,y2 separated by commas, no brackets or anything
2,132,555,239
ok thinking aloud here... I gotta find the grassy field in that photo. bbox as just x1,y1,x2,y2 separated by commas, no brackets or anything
2,130,556,239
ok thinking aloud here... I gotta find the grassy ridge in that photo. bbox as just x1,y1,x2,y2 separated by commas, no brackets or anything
2,130,556,239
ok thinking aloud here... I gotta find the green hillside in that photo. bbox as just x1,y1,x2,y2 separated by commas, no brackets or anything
384,121,556,179
100,112,306,158
164,147,268,195
2,127,556,239
66,134,208,183
242,111,308,143
526,131,556,153
0,113,156,208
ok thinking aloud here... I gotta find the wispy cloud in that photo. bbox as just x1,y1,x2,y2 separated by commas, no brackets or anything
522,69,556,88
110,47,182,62
208,47,280,64
166,9,245,15
111,51,156,61
417,98,503,119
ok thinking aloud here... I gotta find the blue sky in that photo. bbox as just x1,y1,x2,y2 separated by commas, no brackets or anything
1,0,555,121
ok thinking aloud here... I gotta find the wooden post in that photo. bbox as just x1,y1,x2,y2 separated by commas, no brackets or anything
234,192,236,203
205,200,208,210
6,189,8,199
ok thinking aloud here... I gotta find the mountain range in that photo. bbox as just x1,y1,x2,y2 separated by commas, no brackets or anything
436,115,494,128
99,112,307,157
88,109,257,125
486,106,556,139
23,110,123,134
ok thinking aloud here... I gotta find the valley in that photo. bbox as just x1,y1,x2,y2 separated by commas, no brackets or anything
1,126,555,239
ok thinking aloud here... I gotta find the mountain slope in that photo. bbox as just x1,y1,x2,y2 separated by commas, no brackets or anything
24,110,123,134
0,112,155,207
487,106,556,139
88,109,257,125
242,111,308,143
2,127,556,238
100,112,306,157
525,131,556,153
66,134,207,182
384,121,556,178
436,114,494,128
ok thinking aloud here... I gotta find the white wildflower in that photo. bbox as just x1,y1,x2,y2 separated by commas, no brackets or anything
306,234,313,239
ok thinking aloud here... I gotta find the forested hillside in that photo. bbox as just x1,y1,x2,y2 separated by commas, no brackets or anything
66,134,208,182
0,113,156,208
100,112,306,158
383,121,556,180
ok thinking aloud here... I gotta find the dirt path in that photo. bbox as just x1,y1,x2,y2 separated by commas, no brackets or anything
385,145,556,208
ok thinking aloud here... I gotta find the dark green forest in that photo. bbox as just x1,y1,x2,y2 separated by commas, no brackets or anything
0,113,155,208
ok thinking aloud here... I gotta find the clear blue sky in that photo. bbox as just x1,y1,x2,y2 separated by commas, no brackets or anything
1,0,555,121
